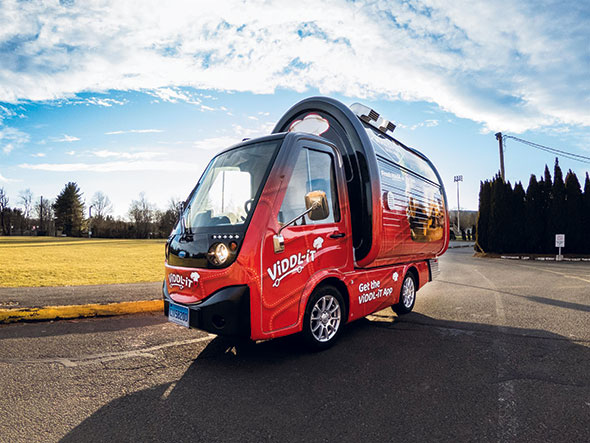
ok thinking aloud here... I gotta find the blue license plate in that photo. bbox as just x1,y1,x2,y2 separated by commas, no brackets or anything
168,302,189,328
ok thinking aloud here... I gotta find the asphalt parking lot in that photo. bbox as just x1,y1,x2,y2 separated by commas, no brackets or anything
1,248,588,442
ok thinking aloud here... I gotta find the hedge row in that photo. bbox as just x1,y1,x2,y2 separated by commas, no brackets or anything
476,159,590,254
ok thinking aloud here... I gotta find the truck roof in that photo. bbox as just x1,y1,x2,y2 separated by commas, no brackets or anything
273,96,447,264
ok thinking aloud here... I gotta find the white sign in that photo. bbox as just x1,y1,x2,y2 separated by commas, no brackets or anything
555,234,565,248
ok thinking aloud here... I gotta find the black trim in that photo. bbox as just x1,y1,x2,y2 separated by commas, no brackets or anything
273,97,379,262
163,283,250,337
168,135,284,269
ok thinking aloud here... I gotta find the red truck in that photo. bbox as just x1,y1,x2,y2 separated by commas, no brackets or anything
164,96,449,349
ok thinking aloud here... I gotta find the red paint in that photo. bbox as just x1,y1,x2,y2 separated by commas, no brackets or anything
164,97,449,341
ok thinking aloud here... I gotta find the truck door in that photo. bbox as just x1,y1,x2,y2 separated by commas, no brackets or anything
260,141,350,333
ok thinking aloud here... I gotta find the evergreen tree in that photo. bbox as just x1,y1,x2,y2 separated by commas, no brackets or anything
489,176,511,253
511,182,526,252
524,175,544,253
53,182,85,236
547,158,566,252
564,170,582,254
476,180,492,252
540,165,553,252
582,173,590,253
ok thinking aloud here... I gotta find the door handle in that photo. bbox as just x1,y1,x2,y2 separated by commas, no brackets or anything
329,231,346,239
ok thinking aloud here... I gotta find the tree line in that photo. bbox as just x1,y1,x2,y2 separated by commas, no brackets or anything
0,182,181,239
476,158,590,254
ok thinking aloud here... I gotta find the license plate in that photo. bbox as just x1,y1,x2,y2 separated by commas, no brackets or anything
168,302,189,328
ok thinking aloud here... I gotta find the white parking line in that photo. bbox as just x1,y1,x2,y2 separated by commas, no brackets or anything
2,334,216,367
475,268,518,443
511,263,590,284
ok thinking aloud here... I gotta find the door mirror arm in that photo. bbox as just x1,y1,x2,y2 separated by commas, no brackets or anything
273,202,319,254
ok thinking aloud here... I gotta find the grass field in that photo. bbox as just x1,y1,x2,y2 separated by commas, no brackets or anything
0,236,165,287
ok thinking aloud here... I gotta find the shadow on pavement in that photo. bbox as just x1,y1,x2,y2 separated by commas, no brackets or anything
61,313,589,443
437,279,590,313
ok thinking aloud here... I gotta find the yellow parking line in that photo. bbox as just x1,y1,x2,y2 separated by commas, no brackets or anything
0,300,164,324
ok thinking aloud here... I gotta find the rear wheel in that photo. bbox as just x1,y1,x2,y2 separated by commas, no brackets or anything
392,272,416,315
302,285,345,350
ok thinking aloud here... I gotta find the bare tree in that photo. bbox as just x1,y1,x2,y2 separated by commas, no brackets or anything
128,192,155,238
0,187,9,235
90,191,113,219
35,196,54,235
168,197,183,217
19,189,33,220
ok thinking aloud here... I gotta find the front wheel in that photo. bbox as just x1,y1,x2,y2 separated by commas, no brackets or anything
392,273,416,315
302,285,345,351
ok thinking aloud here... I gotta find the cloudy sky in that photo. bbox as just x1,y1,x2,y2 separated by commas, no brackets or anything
1,0,589,217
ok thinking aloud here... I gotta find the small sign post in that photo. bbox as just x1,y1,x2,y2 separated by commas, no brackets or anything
555,234,565,261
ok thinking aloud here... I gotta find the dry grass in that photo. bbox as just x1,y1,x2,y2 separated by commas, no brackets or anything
0,236,165,287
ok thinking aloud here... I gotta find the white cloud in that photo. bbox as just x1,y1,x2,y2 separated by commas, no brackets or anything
193,136,243,151
83,97,126,107
105,129,164,135
19,160,196,173
0,0,588,132
192,122,275,151
0,105,16,122
54,134,80,142
31,152,46,157
91,150,163,160
148,88,200,104
0,126,30,154
403,119,440,131
65,150,76,155
0,172,18,182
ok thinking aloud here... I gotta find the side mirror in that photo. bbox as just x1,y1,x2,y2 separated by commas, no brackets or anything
305,190,330,221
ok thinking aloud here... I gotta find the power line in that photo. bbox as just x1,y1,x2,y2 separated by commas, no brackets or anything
503,135,590,165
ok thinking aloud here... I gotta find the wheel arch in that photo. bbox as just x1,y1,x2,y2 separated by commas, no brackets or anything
405,265,419,287
315,276,350,323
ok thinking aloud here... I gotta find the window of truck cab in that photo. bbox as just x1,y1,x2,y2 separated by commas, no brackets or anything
278,147,340,226
183,140,280,229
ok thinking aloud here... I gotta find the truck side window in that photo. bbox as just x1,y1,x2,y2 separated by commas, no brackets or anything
279,148,340,226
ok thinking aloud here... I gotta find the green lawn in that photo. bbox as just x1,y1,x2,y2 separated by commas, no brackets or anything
0,236,165,287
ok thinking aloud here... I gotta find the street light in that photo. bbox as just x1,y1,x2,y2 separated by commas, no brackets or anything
454,175,463,233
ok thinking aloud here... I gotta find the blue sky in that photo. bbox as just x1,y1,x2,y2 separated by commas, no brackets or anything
1,0,589,217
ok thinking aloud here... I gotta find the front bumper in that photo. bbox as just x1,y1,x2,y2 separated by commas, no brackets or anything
163,283,250,337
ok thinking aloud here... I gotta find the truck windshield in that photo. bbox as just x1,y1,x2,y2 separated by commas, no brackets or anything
183,140,280,229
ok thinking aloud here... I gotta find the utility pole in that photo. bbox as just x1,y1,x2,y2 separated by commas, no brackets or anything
495,132,505,181
454,175,463,233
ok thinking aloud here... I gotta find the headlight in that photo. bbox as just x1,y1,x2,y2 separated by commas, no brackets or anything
208,243,229,265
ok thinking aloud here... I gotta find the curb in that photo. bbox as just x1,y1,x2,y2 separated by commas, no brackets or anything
0,299,164,324
448,244,475,249
499,255,590,262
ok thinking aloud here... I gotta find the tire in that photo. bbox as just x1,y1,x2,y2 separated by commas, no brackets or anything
392,272,416,315
302,285,345,350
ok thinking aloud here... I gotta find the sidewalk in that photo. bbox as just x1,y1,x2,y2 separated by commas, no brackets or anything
0,281,163,324
448,241,475,249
